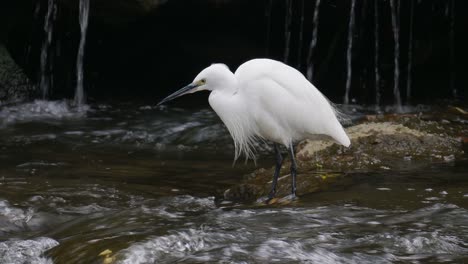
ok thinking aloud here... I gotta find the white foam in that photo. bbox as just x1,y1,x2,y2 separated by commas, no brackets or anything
116,228,238,263
0,100,87,126
254,239,393,264
0,237,58,264
0,199,34,229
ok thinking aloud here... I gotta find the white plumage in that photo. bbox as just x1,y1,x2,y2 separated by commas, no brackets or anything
205,59,349,158
158,58,350,199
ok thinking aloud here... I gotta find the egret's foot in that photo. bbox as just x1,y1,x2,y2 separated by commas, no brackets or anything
256,196,279,205
266,197,279,205
267,190,276,200
255,196,269,204
257,195,299,205
279,193,299,203
265,194,276,205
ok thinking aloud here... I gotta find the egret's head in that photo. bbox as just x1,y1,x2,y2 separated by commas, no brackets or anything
157,64,233,106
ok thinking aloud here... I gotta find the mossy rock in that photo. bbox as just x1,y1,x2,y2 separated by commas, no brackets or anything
224,118,465,202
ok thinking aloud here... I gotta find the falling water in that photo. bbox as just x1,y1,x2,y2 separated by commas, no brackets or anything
297,0,305,69
374,0,380,108
74,0,90,108
390,0,402,111
265,0,272,56
39,0,56,99
343,0,356,105
283,0,293,63
406,0,414,103
306,0,321,81
449,0,456,98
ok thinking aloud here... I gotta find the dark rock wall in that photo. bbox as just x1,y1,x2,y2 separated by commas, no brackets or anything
0,44,34,103
1,0,467,104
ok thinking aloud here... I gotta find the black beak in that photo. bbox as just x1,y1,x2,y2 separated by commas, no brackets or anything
157,83,198,106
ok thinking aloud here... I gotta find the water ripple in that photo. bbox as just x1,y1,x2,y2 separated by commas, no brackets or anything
115,203,468,263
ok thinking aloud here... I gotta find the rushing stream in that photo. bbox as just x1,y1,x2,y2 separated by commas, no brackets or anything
0,100,467,263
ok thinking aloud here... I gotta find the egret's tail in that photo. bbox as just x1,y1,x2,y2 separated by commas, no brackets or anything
327,102,351,147
332,127,351,147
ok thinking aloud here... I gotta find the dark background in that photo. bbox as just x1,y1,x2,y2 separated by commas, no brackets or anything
1,0,467,105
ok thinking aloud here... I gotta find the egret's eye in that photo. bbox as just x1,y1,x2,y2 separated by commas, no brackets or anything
200,79,206,84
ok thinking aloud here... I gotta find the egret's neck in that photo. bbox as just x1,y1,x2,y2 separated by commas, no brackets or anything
210,71,238,94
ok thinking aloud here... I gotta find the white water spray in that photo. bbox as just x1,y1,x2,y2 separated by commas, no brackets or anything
306,0,321,81
74,0,90,108
39,0,56,99
390,0,402,111
265,0,272,56
344,0,356,105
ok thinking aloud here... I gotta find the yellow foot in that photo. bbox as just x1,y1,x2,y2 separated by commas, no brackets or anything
278,194,299,204
256,195,298,205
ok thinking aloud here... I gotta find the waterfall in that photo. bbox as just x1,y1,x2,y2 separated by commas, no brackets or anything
297,0,305,69
39,0,56,99
343,0,356,105
74,0,90,108
374,0,380,108
306,0,321,81
406,0,414,103
390,0,402,111
283,0,293,63
265,0,272,56
449,0,456,98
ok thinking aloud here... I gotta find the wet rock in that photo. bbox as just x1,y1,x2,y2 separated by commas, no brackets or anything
0,44,34,105
224,118,465,202
297,122,463,170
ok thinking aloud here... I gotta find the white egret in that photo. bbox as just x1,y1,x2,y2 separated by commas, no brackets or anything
158,58,350,200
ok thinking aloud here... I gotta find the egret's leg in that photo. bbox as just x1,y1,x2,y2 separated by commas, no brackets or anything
289,143,298,198
268,143,283,199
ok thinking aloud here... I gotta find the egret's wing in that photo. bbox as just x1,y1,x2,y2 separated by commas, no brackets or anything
234,59,350,147
235,58,321,101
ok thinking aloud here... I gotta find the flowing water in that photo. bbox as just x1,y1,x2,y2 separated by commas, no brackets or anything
449,0,456,98
306,0,321,82
296,0,305,70
74,0,90,108
0,100,467,264
390,0,402,112
39,0,56,99
344,0,356,105
406,0,415,104
283,0,293,64
374,0,381,109
264,0,272,56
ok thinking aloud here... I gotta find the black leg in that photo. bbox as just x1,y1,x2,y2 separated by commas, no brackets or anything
268,143,283,199
289,142,298,198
